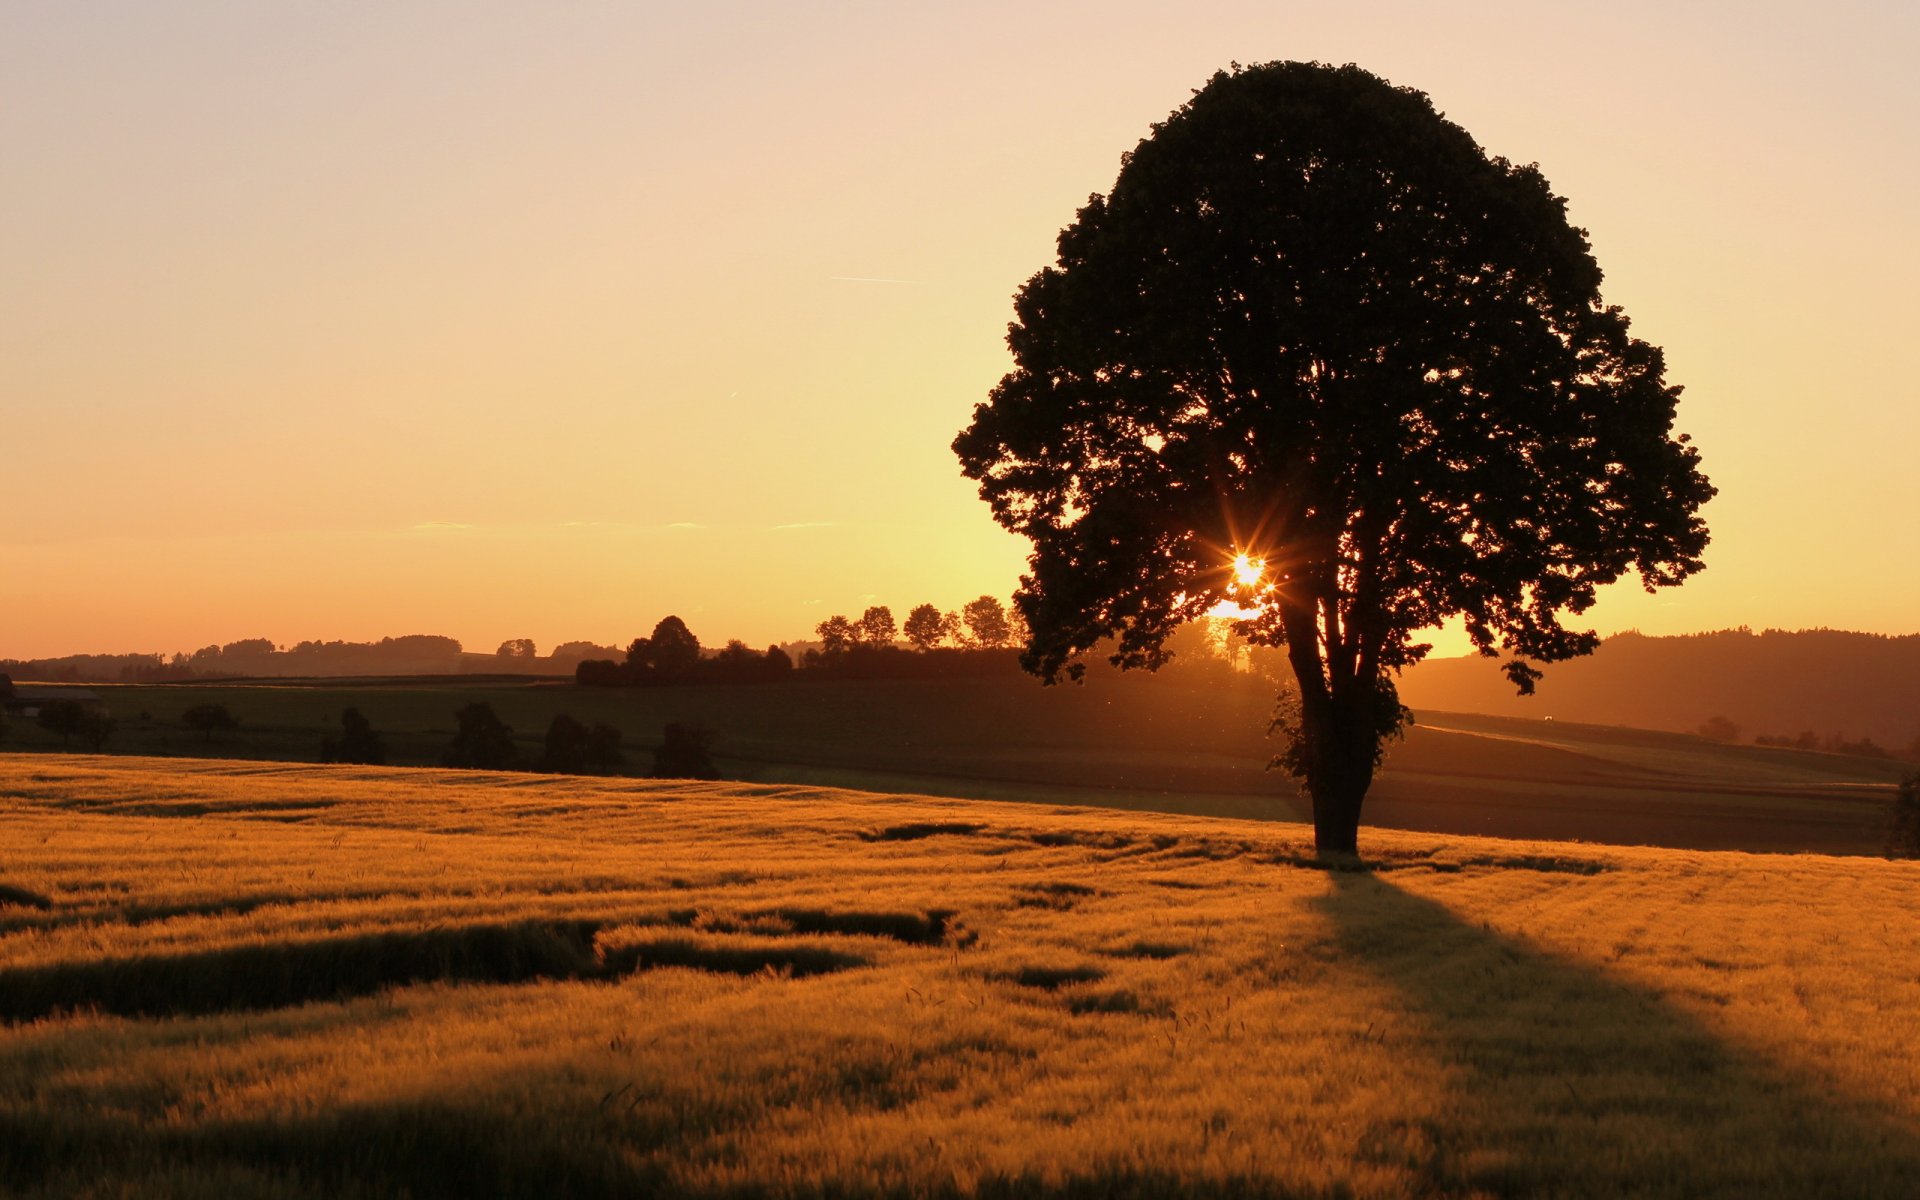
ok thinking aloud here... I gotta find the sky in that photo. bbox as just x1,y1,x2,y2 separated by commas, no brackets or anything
3,1,1915,660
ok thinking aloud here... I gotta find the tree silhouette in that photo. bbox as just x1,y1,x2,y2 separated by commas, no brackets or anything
1889,773,1920,860
443,702,518,770
75,710,114,752
712,639,762,680
954,61,1714,854
647,616,702,680
321,706,387,765
961,596,1013,649
857,605,897,647
903,604,946,651
652,722,719,780
36,700,88,747
539,713,618,774
181,703,238,743
815,615,856,655
495,638,537,659
623,636,652,676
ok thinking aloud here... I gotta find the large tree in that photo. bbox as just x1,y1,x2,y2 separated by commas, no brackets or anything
953,62,1713,854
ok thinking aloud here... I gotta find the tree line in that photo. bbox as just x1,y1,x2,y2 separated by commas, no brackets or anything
319,703,718,780
572,597,1026,688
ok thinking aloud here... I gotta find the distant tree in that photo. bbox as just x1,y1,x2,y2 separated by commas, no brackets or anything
903,604,946,651
575,659,626,687
941,610,966,647
182,703,239,743
585,722,625,772
623,637,653,676
961,596,1014,650
550,640,620,666
1696,716,1741,744
1888,773,1920,859
76,710,115,752
648,616,702,680
541,714,591,774
36,700,88,746
764,645,794,675
495,638,537,659
443,702,518,770
857,606,898,647
713,639,761,677
652,722,719,780
952,62,1713,853
816,615,857,655
321,706,387,765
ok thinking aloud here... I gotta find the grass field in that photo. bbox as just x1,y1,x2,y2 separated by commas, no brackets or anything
4,673,1906,855
5,755,1920,1197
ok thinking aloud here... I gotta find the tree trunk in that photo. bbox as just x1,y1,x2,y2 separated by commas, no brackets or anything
1308,770,1367,856
1305,696,1381,858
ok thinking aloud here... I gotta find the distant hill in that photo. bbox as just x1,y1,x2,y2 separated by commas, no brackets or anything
1399,628,1920,755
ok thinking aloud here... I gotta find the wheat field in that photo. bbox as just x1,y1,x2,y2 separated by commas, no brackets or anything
4,754,1919,1198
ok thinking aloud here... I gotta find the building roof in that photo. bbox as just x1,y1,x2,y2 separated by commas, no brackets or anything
5,685,100,703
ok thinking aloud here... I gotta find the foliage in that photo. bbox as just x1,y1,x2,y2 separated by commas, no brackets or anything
961,595,1014,649
574,658,626,687
903,604,947,651
646,616,702,680
443,703,518,770
549,640,621,668
495,639,537,658
181,703,239,743
321,706,387,765
652,722,719,780
857,606,897,646
540,714,625,774
76,710,116,751
815,615,857,655
1697,716,1742,744
954,61,1713,852
36,700,89,746
1888,773,1920,859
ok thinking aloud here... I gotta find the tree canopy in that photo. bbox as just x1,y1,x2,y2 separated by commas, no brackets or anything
443,702,518,770
953,61,1713,853
903,604,946,651
181,703,238,743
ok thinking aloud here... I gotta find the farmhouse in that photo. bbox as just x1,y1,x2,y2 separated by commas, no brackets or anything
0,675,102,720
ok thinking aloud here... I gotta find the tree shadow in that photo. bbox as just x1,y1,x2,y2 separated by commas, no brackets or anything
1317,869,1920,1197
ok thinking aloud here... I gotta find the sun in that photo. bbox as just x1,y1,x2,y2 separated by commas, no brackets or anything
1231,553,1265,588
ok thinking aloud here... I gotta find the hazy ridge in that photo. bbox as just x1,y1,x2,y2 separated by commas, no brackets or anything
1399,628,1920,752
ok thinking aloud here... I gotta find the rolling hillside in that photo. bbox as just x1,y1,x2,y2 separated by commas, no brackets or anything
1399,628,1920,751
5,672,1907,855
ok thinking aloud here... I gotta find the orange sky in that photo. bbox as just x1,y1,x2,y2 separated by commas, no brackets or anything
4,2,1916,660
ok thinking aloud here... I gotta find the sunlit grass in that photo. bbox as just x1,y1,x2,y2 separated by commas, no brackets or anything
4,754,1920,1197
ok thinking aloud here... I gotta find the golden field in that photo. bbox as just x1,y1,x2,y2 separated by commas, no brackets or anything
4,754,1920,1198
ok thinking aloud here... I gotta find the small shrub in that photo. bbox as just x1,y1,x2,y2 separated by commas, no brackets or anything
36,701,88,746
321,707,387,765
75,711,115,752
181,703,239,743
652,722,718,780
443,703,518,770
